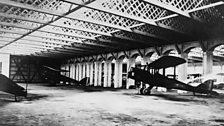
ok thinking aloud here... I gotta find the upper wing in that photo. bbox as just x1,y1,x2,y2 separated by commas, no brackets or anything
43,65,69,72
148,56,186,69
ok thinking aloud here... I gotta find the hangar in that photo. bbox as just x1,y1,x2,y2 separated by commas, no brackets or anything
0,0,224,125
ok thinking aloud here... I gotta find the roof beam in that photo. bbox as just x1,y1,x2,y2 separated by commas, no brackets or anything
55,48,91,54
0,0,96,48
0,21,169,47
0,0,181,42
0,0,65,16
0,0,132,32
0,12,112,37
156,1,224,22
64,0,157,25
61,46,97,52
142,0,190,18
0,35,71,46
188,1,224,13
46,50,77,55
0,28,120,50
63,0,189,35
0,29,83,44
0,22,96,40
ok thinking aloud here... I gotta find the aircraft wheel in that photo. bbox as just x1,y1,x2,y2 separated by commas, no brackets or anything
140,88,144,95
143,88,151,95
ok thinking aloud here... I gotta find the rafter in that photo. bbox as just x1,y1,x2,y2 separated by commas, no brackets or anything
63,45,100,51
0,22,96,40
63,0,157,25
0,35,71,46
56,48,91,54
0,0,188,41
0,29,83,44
2,21,170,46
156,1,224,22
0,28,122,50
0,12,112,37
46,50,77,55
0,0,96,48
188,1,224,13
63,0,190,35
141,0,190,18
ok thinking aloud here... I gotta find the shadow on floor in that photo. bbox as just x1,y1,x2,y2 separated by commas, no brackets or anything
123,91,221,103
0,92,49,107
26,93,49,101
42,84,125,92
0,93,17,107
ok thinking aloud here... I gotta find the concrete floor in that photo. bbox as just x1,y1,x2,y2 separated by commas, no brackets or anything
0,84,224,126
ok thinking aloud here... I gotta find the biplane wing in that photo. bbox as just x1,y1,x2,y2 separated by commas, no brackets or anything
0,74,27,97
147,56,186,69
128,56,219,96
41,66,89,86
43,65,69,72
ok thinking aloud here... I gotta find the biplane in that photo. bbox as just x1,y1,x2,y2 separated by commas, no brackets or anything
128,56,219,96
0,74,27,101
41,66,89,86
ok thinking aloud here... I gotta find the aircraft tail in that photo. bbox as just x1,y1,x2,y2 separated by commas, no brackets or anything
195,79,219,95
79,77,90,86
196,79,214,90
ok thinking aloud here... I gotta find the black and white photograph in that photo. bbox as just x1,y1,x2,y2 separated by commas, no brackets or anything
0,0,224,125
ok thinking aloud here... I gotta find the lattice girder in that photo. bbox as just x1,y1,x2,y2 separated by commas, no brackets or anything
154,0,224,35
96,35,142,48
14,41,58,49
0,17,41,28
190,5,223,25
40,26,96,40
0,1,55,22
0,25,30,34
112,30,164,46
132,24,190,42
71,8,141,29
53,18,114,36
31,31,83,43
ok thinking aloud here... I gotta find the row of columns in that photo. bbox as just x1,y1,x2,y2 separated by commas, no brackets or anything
63,50,214,88
65,59,135,88
177,50,213,82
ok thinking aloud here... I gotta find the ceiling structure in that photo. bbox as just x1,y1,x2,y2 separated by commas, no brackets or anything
0,0,224,59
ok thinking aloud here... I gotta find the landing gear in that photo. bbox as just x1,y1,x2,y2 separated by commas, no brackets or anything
139,87,152,95
140,87,144,95
139,85,154,95
143,88,151,95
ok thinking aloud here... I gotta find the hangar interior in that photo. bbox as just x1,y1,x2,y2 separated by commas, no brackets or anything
0,0,224,125
0,0,224,87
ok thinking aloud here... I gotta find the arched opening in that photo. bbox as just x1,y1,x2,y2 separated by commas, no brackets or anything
150,52,159,62
212,45,224,85
213,45,224,74
187,47,203,79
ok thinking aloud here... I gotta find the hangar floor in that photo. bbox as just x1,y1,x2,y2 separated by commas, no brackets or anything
0,84,224,126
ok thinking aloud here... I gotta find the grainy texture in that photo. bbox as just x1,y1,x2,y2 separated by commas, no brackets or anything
0,84,224,126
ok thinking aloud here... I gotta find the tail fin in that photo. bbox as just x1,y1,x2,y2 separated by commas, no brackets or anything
79,77,90,86
195,79,219,95
196,79,214,91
